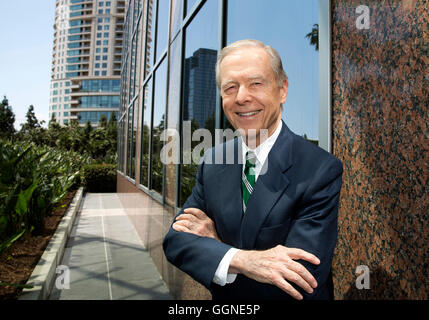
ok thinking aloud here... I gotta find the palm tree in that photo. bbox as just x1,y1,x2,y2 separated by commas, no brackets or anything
305,23,319,51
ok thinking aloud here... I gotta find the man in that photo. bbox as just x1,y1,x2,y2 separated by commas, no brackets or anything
163,40,343,300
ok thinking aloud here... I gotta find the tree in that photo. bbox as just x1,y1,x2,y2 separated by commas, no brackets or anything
20,105,41,134
0,96,16,138
305,24,319,51
99,114,107,128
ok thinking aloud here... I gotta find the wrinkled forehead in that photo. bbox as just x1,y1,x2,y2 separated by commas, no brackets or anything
219,47,273,81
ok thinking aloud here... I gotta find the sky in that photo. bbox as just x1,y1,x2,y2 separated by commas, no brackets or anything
0,0,319,138
0,0,56,130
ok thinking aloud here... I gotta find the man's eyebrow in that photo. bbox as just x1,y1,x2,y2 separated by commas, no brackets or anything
247,75,265,81
221,80,236,88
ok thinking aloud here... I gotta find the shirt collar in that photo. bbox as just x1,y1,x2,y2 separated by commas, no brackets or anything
241,120,283,167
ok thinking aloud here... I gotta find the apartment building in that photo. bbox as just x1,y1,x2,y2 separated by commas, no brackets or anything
49,0,125,126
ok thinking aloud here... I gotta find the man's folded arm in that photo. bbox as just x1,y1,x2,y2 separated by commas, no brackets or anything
283,157,343,298
162,159,234,289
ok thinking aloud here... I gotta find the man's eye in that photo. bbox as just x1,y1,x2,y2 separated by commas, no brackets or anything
252,82,262,86
224,86,237,93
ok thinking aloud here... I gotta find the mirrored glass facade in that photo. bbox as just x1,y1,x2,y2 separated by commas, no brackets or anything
118,0,324,206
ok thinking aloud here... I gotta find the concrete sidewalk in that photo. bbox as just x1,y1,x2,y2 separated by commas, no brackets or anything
49,193,172,300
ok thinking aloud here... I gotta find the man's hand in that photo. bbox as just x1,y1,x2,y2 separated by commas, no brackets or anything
229,245,320,300
172,208,221,242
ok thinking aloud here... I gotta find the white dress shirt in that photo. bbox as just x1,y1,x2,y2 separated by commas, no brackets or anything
212,120,283,286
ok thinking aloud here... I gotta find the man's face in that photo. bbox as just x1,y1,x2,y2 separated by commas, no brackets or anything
219,47,288,143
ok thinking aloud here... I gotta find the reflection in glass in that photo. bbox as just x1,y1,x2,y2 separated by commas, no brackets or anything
165,34,182,206
185,0,198,15
145,0,155,76
135,21,143,97
151,58,168,194
140,79,153,187
129,31,137,99
155,0,169,62
180,0,218,207
227,0,319,143
126,103,136,179
170,0,183,42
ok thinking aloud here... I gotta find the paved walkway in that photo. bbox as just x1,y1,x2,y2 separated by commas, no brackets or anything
49,193,172,300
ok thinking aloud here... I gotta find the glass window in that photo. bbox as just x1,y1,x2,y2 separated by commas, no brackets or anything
69,27,82,34
179,0,218,206
170,0,183,41
140,79,153,187
186,0,198,15
151,58,167,194
226,0,319,143
155,0,169,62
165,33,182,206
145,0,156,75
127,103,136,179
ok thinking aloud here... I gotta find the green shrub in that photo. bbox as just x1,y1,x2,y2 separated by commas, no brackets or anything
81,163,117,193
0,139,92,254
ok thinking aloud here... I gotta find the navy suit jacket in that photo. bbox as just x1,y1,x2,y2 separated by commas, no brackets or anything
163,121,343,300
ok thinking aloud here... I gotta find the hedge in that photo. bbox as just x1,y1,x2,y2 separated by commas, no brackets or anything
81,163,117,193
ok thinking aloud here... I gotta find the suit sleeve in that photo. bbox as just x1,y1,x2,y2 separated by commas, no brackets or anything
284,156,343,299
162,157,233,290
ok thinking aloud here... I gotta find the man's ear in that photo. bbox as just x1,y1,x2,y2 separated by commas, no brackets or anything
280,79,289,104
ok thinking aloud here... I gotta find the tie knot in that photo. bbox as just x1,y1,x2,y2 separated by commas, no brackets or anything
245,151,256,168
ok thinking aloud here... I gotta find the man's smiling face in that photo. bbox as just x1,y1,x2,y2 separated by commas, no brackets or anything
219,46,288,144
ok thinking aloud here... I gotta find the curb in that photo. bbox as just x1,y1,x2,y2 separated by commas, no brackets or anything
19,187,84,300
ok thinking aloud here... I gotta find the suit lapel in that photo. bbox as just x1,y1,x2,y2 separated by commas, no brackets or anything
240,121,293,249
210,138,243,247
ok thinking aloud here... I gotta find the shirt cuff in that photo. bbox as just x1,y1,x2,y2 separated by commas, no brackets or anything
212,248,240,286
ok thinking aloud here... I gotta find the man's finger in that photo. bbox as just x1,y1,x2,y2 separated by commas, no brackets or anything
172,223,189,233
286,247,320,265
281,266,314,294
284,259,318,289
275,277,303,300
183,208,207,219
175,213,197,222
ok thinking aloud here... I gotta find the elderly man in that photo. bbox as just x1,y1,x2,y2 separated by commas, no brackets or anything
163,39,343,300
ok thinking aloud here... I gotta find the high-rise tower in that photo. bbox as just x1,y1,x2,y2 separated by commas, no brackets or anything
49,0,125,126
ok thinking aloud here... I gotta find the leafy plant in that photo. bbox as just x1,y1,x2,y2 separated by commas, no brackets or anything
0,140,92,254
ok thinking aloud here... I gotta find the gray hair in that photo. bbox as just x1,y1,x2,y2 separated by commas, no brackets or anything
215,39,288,89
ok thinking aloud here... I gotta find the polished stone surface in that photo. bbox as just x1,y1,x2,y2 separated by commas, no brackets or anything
331,0,428,299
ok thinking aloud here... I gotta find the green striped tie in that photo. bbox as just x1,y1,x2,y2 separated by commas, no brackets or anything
242,151,256,213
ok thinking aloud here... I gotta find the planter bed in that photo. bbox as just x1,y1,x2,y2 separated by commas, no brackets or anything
0,188,82,299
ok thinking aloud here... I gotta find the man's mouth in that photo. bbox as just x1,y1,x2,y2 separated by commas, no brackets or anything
236,110,261,117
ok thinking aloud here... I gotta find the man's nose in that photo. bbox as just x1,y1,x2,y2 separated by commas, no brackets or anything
235,85,251,105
